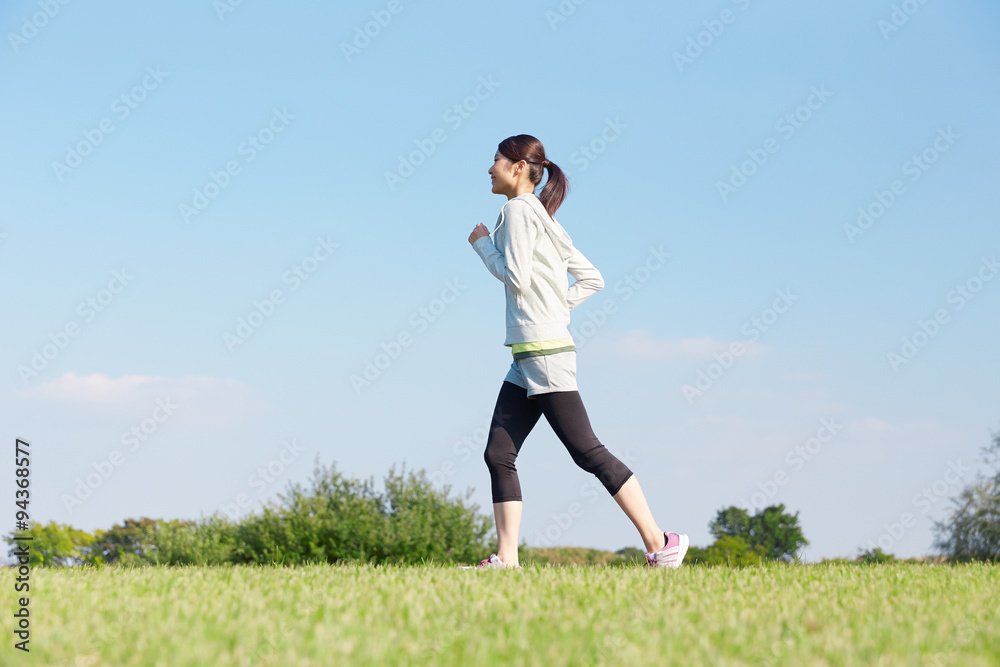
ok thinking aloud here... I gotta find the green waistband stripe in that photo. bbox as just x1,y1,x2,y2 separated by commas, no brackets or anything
509,338,574,352
508,338,576,359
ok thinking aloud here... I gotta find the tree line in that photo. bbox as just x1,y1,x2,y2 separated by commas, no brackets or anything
6,428,998,567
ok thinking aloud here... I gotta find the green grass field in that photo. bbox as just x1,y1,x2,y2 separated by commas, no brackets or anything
2,557,998,666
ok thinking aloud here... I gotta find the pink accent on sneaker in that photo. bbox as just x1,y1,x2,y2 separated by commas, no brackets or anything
645,532,689,568
476,553,520,570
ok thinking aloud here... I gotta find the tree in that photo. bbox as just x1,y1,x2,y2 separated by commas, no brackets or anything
709,506,752,539
3,521,95,567
231,456,493,566
858,548,897,564
709,504,808,562
932,428,1000,563
88,517,159,565
686,535,768,567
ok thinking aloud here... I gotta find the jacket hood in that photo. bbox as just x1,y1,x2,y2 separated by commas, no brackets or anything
502,193,575,263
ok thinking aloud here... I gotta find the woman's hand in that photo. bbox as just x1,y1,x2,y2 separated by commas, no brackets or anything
468,223,490,246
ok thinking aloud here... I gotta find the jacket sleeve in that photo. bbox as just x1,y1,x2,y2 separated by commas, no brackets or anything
565,245,604,310
471,201,536,294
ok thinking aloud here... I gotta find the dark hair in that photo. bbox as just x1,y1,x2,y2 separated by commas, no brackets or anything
497,134,568,218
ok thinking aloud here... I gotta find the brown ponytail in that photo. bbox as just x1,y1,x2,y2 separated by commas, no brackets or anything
497,134,569,218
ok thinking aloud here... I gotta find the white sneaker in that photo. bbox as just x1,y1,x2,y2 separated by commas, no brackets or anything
645,532,689,568
458,553,520,570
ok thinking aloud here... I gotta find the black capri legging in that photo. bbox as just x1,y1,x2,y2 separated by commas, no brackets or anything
483,380,634,503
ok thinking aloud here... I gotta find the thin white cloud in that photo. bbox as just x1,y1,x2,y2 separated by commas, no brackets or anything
10,371,271,427
19,371,163,405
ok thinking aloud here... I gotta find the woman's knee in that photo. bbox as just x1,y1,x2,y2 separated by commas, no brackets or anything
582,448,632,489
569,438,610,472
483,435,515,470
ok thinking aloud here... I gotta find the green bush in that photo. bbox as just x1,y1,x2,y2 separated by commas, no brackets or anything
3,520,94,567
141,516,239,566
605,546,646,568
818,556,853,565
858,548,897,564
231,461,388,565
709,504,808,562
676,504,809,567
86,517,158,565
686,535,768,567
7,457,495,569
381,463,493,565
230,457,493,567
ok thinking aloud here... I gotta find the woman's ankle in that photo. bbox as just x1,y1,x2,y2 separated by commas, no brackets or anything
643,531,667,553
498,551,519,567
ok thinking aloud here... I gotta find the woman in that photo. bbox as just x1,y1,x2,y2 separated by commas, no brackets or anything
466,134,688,570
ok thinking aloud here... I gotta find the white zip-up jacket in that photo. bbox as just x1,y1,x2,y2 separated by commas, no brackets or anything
472,192,604,345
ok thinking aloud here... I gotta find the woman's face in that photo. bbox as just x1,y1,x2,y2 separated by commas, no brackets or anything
489,151,519,195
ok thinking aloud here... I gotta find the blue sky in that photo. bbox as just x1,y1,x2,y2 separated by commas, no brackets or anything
1,0,998,564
